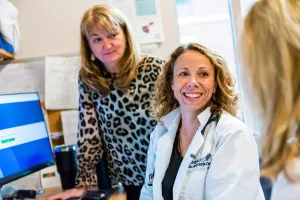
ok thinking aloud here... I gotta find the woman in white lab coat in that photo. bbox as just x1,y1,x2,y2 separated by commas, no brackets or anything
241,0,300,199
140,43,264,200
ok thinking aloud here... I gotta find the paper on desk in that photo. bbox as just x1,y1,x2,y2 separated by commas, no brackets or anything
0,60,45,100
5,171,41,189
45,56,80,110
40,166,61,188
61,110,78,145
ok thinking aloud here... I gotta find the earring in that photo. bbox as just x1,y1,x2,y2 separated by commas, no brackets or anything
91,54,95,61
212,93,215,100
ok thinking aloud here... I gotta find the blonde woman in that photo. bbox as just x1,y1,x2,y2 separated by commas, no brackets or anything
48,5,164,200
241,0,300,199
140,43,264,200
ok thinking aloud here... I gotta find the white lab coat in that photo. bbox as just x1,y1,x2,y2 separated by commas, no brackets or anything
271,170,300,200
140,107,265,200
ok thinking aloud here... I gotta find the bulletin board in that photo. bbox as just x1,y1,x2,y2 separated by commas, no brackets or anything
0,57,78,148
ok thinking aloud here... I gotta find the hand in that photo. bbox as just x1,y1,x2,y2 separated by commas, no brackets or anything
47,187,86,200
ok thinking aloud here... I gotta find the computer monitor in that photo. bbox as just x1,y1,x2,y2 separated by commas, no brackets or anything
0,92,55,186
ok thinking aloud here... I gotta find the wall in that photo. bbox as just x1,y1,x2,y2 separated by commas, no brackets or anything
9,0,180,61
2,0,180,189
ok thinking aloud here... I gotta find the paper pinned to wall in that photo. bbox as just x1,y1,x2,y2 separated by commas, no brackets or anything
110,0,136,24
134,0,164,43
45,56,80,110
110,0,164,44
140,43,160,56
0,60,45,100
61,110,79,145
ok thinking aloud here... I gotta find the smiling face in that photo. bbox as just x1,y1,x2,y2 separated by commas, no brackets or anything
87,24,126,73
171,50,216,114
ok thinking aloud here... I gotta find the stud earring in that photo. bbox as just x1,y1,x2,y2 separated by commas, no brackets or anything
91,54,95,61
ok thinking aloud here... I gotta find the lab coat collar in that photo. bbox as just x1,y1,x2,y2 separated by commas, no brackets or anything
197,107,212,132
161,107,181,130
172,107,212,200
160,106,212,132
154,110,181,200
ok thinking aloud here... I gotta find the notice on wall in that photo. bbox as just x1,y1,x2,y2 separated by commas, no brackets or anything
110,0,164,44
61,110,78,145
45,56,80,110
0,60,45,100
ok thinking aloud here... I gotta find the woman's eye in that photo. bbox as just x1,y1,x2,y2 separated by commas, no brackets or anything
108,33,117,38
199,72,208,77
93,38,101,43
178,72,189,76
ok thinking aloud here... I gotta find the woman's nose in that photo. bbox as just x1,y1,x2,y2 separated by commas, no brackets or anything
187,76,199,88
102,39,112,49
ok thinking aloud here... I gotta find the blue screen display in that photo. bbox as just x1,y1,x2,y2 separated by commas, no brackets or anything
0,93,54,185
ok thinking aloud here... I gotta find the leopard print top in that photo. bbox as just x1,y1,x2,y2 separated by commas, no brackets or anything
75,56,164,187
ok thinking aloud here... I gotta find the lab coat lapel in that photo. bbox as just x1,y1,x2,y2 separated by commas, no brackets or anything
172,107,212,200
172,126,205,200
153,110,181,200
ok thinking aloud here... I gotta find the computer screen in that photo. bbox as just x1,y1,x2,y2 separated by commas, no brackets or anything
0,92,55,186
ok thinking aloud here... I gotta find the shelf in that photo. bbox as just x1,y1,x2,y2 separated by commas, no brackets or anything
0,49,14,60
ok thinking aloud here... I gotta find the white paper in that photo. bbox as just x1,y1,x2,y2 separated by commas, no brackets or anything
110,0,136,24
140,43,160,56
110,0,164,44
40,165,61,188
5,171,41,189
0,60,45,100
61,110,79,145
135,0,164,43
45,56,80,110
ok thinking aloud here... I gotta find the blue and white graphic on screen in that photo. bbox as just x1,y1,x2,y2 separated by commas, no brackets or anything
0,93,53,179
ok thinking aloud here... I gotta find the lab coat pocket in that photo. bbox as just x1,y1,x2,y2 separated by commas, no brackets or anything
187,158,210,183
182,164,210,199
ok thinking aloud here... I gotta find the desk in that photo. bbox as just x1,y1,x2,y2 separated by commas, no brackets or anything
36,186,126,200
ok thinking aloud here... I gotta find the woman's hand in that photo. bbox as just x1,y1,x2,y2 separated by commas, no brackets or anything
47,187,86,200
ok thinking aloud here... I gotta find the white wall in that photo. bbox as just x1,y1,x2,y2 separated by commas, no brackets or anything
155,0,180,59
9,0,180,61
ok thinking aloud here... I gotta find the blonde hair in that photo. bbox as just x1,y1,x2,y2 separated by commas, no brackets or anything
80,4,140,96
242,0,300,181
152,43,238,120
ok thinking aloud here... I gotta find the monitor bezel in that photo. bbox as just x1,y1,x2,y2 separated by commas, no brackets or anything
0,92,55,186
0,160,55,186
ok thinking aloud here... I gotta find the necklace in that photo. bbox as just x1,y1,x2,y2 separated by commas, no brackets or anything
177,112,220,156
177,120,200,156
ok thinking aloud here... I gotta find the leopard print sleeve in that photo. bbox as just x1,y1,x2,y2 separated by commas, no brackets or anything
74,78,104,187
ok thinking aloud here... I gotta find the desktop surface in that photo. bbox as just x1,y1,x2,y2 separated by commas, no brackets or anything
36,186,126,200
